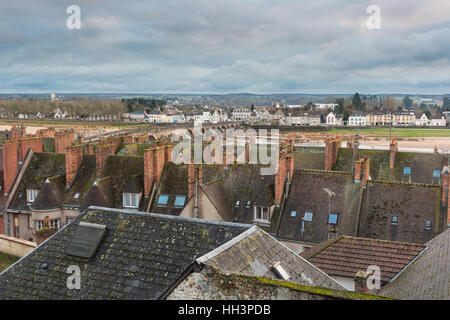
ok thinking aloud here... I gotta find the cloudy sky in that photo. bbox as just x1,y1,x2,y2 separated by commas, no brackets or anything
2,0,450,94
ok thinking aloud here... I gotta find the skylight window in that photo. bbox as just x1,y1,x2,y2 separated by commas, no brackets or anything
328,213,338,225
157,194,169,206
425,220,431,230
291,211,296,217
304,212,313,222
392,216,398,224
235,200,240,207
65,222,106,259
174,195,186,207
403,167,411,175
432,170,441,178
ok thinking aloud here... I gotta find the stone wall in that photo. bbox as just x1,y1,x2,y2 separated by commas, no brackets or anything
0,234,36,257
167,268,378,300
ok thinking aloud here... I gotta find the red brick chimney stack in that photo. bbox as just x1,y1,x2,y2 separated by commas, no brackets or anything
2,140,19,194
95,144,115,178
144,148,154,196
65,145,83,187
55,130,75,154
389,138,398,169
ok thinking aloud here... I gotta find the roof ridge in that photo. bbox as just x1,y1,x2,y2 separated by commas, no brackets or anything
85,206,254,229
340,235,425,247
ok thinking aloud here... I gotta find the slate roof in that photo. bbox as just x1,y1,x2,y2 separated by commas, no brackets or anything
380,229,449,300
300,236,426,283
63,155,96,207
201,182,234,221
294,150,325,170
333,148,446,185
31,175,65,210
358,181,443,244
8,153,66,211
197,227,345,290
274,170,361,243
0,206,251,300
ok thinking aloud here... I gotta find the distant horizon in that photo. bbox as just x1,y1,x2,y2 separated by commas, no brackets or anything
1,92,449,97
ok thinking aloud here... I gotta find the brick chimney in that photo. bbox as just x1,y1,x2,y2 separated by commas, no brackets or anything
354,157,370,186
144,148,154,196
2,140,19,194
55,130,75,154
65,145,83,187
275,156,288,205
354,270,378,295
164,145,173,163
188,163,195,200
37,128,55,138
143,147,166,196
19,137,43,161
389,138,398,169
325,137,342,171
11,125,25,140
354,159,362,183
95,144,115,178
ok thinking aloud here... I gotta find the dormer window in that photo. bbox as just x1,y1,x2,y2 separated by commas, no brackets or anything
246,201,251,208
254,206,270,224
27,189,39,203
174,195,186,207
403,167,411,176
291,210,297,217
425,220,431,230
156,194,169,206
123,193,139,209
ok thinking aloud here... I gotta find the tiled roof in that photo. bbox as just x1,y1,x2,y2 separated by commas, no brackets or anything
380,229,449,300
0,206,251,300
197,227,345,290
301,236,426,283
8,153,66,211
358,181,443,244
275,170,361,243
63,155,96,206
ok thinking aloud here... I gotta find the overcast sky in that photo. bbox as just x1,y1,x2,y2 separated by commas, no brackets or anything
2,0,450,94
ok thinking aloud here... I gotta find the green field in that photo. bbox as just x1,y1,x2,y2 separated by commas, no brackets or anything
0,252,19,272
330,127,450,138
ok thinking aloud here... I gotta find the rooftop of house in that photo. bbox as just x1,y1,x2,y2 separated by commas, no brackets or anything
197,226,345,290
358,180,443,244
181,269,392,300
151,163,276,222
0,206,251,300
8,152,66,211
63,155,96,207
273,170,361,244
380,229,449,300
332,148,446,185
300,236,426,283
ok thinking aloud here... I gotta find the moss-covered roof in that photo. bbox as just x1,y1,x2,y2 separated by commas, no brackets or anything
64,155,96,206
9,152,66,211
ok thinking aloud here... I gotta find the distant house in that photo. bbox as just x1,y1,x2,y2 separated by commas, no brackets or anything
129,110,147,122
326,112,336,125
348,112,366,126
415,113,429,126
430,116,446,127
231,107,252,121
53,108,67,119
